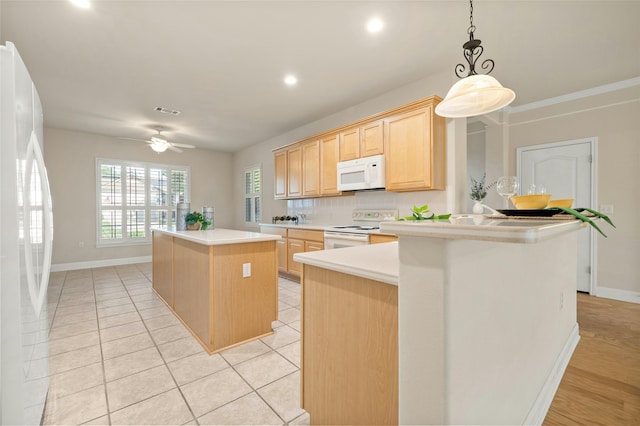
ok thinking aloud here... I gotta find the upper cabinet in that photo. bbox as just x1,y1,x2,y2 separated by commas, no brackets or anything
384,100,445,191
320,134,340,196
339,122,383,161
339,127,360,162
360,120,384,158
274,149,287,199
287,145,302,198
302,139,320,197
272,95,445,199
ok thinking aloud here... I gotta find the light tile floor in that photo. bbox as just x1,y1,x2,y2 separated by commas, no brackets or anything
42,263,310,425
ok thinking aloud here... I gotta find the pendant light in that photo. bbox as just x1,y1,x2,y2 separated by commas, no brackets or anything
435,0,515,118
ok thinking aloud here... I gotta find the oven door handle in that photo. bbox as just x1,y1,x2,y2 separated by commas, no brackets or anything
324,232,369,242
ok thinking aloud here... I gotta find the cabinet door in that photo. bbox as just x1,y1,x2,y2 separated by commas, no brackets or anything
277,238,287,272
287,238,305,277
274,150,287,199
302,140,320,197
320,134,340,195
384,105,444,191
360,120,384,157
287,146,302,197
339,127,360,161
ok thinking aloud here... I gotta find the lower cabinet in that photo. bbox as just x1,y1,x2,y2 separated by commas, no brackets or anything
369,234,398,244
260,226,324,279
276,238,287,272
287,238,305,277
301,265,398,424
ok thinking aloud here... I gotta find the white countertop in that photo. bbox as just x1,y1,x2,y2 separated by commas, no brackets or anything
380,214,585,243
293,242,398,286
152,227,281,246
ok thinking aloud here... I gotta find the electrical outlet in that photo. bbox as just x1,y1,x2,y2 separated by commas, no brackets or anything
600,204,614,215
242,263,251,278
560,291,564,309
78,241,84,248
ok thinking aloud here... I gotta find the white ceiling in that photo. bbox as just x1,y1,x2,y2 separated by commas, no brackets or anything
2,0,639,152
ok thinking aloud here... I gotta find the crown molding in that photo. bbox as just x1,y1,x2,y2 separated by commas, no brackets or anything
506,77,640,114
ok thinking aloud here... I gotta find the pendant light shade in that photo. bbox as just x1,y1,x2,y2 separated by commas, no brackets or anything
435,74,515,118
436,0,515,118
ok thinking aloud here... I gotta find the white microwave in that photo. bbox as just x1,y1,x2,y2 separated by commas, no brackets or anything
337,154,385,191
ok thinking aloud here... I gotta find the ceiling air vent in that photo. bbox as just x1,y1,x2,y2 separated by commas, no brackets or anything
154,106,181,115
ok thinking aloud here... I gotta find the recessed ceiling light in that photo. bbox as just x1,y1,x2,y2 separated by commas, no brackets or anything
284,75,298,86
69,0,91,9
367,17,384,33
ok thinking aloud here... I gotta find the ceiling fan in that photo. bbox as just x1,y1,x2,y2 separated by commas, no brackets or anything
120,130,195,153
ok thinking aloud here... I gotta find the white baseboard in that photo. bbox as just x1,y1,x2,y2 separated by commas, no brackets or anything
50,256,152,272
523,323,580,426
595,286,640,304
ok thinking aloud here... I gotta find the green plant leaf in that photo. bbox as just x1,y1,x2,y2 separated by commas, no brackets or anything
547,207,608,237
575,207,616,228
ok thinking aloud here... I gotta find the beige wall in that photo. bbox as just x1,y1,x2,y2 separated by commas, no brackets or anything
508,86,640,296
44,127,233,267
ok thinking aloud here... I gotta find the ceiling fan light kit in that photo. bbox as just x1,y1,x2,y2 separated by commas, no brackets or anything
119,130,195,153
150,139,169,153
435,0,515,118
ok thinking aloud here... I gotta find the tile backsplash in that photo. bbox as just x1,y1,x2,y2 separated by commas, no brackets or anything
286,190,448,225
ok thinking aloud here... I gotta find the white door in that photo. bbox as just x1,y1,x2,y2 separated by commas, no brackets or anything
517,138,596,293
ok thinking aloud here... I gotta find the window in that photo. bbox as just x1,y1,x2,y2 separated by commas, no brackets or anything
244,165,261,224
97,158,189,246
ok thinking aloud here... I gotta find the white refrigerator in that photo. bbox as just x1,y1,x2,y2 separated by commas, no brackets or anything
1,41,54,425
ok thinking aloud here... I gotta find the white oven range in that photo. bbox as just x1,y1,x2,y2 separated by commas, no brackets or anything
324,209,398,249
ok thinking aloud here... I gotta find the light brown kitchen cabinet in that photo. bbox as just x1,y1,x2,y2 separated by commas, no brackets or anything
274,150,287,199
301,265,398,424
287,145,302,197
272,95,445,199
287,238,305,277
276,238,287,272
302,140,320,197
320,134,340,195
305,241,324,252
260,226,324,280
384,101,446,192
360,120,384,157
339,127,360,161
369,234,398,244
286,228,325,279
259,226,288,273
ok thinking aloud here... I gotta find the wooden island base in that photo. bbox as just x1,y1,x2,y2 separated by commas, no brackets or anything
152,229,279,354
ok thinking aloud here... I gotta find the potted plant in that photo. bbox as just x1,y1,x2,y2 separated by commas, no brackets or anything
185,211,211,230
470,173,496,214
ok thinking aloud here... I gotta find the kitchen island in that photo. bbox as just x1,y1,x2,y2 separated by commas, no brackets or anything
152,227,280,354
294,215,585,425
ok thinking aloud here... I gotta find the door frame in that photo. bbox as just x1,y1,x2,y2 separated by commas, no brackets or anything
516,137,598,294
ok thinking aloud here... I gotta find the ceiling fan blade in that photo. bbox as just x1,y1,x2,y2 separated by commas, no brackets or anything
118,136,151,143
168,145,183,153
171,143,195,149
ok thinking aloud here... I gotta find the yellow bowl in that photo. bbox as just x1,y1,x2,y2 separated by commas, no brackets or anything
510,194,551,209
547,198,574,208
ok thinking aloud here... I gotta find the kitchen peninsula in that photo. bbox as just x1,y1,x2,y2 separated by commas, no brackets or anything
151,227,280,354
294,216,585,425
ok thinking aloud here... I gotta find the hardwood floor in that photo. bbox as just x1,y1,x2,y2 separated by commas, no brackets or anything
543,293,640,425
